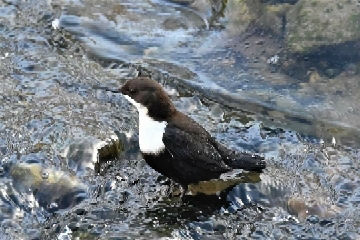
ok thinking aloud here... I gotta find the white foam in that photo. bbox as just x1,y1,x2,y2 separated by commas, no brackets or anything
52,19,60,29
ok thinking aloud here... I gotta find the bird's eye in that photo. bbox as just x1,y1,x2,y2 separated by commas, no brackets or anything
129,89,137,94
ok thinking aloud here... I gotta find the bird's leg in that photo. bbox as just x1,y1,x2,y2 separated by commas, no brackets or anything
179,184,188,200
173,184,188,206
165,180,175,197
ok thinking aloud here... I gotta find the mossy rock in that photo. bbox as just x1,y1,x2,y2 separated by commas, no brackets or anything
286,0,360,54
98,139,124,162
226,0,264,35
226,0,291,36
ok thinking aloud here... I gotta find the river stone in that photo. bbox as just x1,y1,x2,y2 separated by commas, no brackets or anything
226,0,290,36
10,163,87,212
286,0,360,54
225,0,263,35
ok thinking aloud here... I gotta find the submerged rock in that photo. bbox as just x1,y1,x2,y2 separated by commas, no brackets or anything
188,171,261,195
10,163,87,212
287,197,341,219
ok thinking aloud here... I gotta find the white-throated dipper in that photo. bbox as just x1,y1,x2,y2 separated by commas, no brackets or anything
117,77,266,196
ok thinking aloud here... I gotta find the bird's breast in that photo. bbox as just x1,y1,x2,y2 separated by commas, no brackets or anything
138,112,167,154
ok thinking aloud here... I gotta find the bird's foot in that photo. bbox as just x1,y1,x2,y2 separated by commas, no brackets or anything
165,182,188,205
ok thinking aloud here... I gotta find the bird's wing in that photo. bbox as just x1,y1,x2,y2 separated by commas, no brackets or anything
162,125,231,172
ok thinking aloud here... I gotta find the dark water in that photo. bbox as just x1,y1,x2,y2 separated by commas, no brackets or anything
1,0,360,239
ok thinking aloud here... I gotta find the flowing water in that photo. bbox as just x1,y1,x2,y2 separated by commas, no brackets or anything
1,0,360,239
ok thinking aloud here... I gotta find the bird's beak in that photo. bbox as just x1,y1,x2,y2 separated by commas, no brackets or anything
105,88,121,94
120,85,127,95
102,83,127,95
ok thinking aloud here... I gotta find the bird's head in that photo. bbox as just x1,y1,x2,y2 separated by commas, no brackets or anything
120,77,176,121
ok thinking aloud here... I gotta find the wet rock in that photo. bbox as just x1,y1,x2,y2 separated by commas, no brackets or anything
341,63,358,76
287,197,341,220
286,0,360,55
255,39,266,45
187,172,261,196
306,215,320,224
307,69,322,83
211,220,226,231
162,18,189,30
63,136,124,176
74,208,87,215
324,68,341,79
210,103,224,120
10,163,87,212
98,139,124,162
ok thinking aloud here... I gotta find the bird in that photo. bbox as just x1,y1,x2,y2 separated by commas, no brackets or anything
115,77,266,196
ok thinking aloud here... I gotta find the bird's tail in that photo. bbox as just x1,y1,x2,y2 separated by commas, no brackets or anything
224,152,266,172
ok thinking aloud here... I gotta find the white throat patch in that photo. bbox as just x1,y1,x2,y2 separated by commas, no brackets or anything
124,95,167,154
